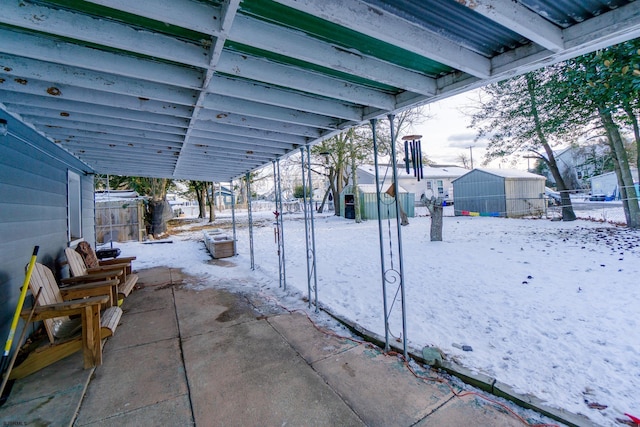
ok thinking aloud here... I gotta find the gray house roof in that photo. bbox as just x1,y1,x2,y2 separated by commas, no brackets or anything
1,0,639,181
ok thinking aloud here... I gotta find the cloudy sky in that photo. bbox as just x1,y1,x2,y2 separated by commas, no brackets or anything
410,90,489,167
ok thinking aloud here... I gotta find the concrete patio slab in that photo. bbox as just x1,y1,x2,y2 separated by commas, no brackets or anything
120,279,176,315
182,318,364,426
108,297,179,351
174,287,258,338
0,351,91,427
75,338,188,425
268,312,357,364
75,394,193,427
415,394,523,426
312,344,454,427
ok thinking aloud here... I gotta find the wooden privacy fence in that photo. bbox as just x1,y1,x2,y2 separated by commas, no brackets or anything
95,200,145,243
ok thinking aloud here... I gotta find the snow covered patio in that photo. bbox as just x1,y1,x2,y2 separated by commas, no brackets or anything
121,209,638,427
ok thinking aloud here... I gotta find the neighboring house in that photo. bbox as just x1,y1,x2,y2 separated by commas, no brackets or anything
357,164,468,205
544,145,611,190
0,111,97,349
339,184,414,220
590,169,639,200
452,169,546,218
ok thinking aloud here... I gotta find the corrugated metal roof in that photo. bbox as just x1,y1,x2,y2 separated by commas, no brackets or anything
1,0,639,181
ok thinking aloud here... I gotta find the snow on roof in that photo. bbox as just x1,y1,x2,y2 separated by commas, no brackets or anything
350,184,409,193
358,165,468,179
95,190,144,202
473,168,546,179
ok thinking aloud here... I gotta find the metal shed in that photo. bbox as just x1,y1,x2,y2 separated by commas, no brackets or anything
452,169,546,218
340,184,414,220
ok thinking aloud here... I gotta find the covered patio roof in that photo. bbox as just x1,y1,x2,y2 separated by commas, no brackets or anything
1,0,639,181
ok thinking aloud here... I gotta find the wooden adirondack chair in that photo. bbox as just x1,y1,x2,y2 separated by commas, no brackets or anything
76,241,136,275
9,263,123,380
64,247,138,302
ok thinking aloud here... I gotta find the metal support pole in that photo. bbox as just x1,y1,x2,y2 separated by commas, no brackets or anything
229,180,237,255
300,146,319,312
388,114,408,359
307,146,319,312
273,159,287,289
371,119,390,352
246,172,255,270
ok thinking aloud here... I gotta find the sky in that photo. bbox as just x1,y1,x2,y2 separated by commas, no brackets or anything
409,91,488,167
117,203,639,427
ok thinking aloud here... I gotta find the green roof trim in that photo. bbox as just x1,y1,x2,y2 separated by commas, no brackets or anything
239,0,453,77
224,41,399,93
39,0,211,42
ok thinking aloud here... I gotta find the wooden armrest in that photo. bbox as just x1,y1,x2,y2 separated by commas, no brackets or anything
86,265,126,274
61,279,119,308
99,256,136,266
22,295,109,321
60,279,119,294
61,269,124,285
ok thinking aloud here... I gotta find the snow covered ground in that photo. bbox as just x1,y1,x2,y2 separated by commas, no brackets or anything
115,204,639,427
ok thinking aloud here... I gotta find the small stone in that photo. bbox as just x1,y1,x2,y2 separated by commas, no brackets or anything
422,346,443,366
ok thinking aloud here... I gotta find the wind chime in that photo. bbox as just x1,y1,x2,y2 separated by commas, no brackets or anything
402,135,424,181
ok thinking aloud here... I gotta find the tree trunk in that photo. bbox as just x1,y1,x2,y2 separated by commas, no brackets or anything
623,102,640,178
599,107,639,228
148,199,171,237
207,182,215,222
332,166,342,216
426,196,443,241
147,178,170,237
526,74,576,221
194,184,206,219
317,185,330,213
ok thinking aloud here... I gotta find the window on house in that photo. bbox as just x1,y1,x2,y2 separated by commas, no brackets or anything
426,181,432,190
437,180,444,195
68,170,82,241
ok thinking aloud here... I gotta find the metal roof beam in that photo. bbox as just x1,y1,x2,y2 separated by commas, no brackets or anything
21,112,186,136
0,55,198,106
216,51,397,110
82,0,224,36
24,117,184,142
0,78,194,118
0,29,203,89
456,0,564,52
0,1,210,68
186,137,289,155
196,111,322,138
45,126,185,145
4,99,189,128
230,15,437,96
189,131,298,150
563,0,640,55
208,75,363,121
272,0,491,78
202,93,340,130
191,122,308,145
23,116,185,138
51,134,184,151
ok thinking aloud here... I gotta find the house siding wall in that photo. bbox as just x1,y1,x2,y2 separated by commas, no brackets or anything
0,111,95,352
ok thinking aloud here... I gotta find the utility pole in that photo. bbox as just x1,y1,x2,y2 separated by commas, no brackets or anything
468,145,474,169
